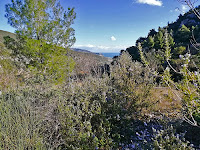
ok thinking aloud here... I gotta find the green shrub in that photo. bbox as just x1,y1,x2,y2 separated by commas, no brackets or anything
0,89,46,149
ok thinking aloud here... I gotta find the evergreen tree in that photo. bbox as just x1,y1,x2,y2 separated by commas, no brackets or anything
168,34,175,48
148,29,157,37
5,0,76,47
141,40,148,48
177,24,191,44
147,36,154,49
164,30,171,60
126,46,141,62
136,37,146,46
154,30,164,50
4,0,76,82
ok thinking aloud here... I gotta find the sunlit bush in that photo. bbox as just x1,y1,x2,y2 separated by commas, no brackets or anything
0,88,46,149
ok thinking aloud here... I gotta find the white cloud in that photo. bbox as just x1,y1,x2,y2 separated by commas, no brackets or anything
73,44,128,53
182,5,187,11
85,44,95,48
111,36,116,41
173,5,189,14
136,0,162,6
181,5,189,13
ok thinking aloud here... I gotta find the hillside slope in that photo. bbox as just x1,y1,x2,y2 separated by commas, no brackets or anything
0,30,110,78
0,30,16,44
124,6,200,80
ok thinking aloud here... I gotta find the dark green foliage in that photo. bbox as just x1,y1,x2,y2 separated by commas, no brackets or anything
176,120,200,148
176,24,191,44
148,29,157,37
172,46,186,58
125,7,200,83
136,37,146,46
153,126,194,150
125,46,141,61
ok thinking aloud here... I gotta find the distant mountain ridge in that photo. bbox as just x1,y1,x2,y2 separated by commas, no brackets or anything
71,48,103,56
71,48,92,53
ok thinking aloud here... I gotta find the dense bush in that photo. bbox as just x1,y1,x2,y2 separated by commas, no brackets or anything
0,51,158,149
1,46,199,149
0,88,46,149
56,52,155,149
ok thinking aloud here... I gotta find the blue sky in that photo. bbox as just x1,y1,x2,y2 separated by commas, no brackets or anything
0,0,200,52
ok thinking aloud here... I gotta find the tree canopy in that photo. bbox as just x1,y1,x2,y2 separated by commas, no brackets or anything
5,0,76,47
4,0,76,83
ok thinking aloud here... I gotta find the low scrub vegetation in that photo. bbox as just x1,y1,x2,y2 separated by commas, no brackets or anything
0,0,200,149
0,51,199,149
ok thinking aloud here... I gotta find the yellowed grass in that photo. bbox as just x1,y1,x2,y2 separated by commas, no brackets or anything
147,87,182,118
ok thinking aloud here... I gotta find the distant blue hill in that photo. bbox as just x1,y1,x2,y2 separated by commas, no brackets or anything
72,48,120,58
71,48,93,53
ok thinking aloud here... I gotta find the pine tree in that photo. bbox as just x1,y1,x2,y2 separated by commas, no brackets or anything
4,0,76,83
177,24,191,44
147,36,154,49
154,30,164,50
